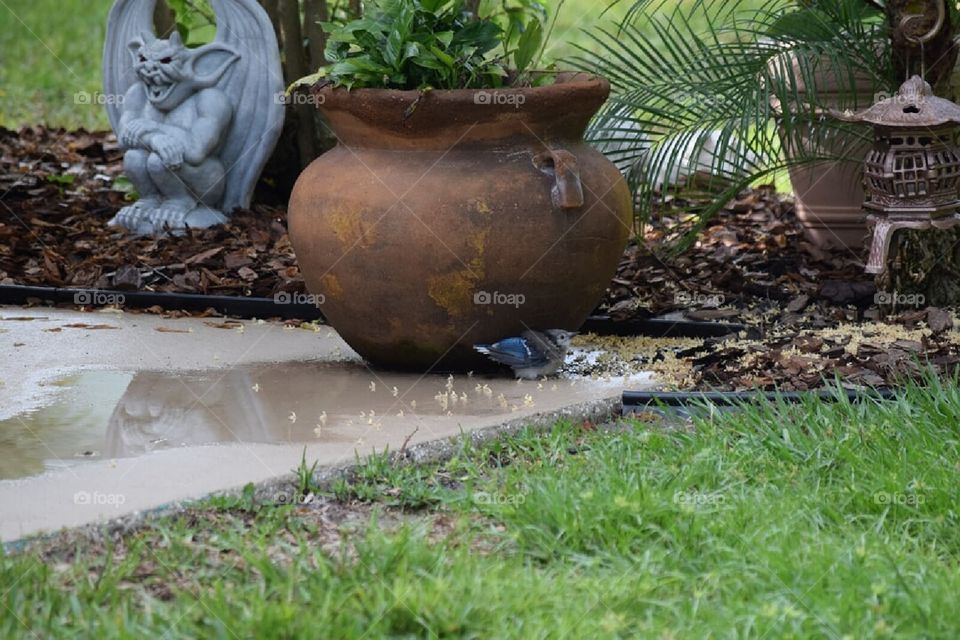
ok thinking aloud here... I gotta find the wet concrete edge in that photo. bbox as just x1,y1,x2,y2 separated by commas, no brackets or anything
3,394,621,554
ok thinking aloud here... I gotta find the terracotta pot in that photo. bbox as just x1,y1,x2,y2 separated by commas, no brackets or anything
288,73,631,370
771,54,883,250
782,130,871,250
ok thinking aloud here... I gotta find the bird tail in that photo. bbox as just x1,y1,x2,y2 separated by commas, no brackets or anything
474,345,492,355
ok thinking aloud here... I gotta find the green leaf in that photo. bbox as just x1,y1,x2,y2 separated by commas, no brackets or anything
514,20,543,73
287,69,329,93
420,0,452,13
413,51,447,71
428,45,456,69
295,0,551,90
385,29,405,68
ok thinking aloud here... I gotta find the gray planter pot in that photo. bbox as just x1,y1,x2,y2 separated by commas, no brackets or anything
771,53,882,251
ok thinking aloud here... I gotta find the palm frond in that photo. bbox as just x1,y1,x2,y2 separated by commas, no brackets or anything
579,0,893,249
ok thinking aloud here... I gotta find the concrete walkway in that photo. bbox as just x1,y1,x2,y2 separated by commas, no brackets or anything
0,306,652,543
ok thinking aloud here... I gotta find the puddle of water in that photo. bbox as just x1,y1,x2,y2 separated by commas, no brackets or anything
0,362,606,480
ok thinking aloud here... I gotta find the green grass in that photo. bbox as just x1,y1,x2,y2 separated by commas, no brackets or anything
0,0,110,130
4,376,960,638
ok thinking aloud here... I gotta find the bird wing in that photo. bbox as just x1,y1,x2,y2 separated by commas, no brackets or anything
475,337,549,368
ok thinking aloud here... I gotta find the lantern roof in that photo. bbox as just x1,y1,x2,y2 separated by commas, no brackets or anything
836,75,960,128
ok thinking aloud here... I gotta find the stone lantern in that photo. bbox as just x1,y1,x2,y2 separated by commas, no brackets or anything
838,75,960,274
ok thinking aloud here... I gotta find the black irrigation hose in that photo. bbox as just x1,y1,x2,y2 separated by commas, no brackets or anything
622,388,899,413
0,285,746,339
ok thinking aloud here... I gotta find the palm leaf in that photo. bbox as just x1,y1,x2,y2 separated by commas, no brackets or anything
578,0,892,251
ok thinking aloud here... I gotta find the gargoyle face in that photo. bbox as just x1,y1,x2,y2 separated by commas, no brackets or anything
129,31,193,111
127,31,241,113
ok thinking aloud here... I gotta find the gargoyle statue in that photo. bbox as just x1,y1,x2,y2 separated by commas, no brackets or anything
102,0,284,235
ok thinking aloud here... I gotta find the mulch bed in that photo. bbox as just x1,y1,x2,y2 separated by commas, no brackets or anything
2,126,958,391
0,127,301,299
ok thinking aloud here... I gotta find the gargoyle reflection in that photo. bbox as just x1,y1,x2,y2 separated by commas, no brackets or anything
104,366,359,458
0,363,534,480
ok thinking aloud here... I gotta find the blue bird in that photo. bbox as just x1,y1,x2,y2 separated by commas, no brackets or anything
474,330,578,380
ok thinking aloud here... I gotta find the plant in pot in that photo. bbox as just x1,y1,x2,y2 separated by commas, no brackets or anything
287,0,632,370
582,0,960,254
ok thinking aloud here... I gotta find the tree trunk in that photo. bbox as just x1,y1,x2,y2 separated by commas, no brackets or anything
876,227,960,308
279,0,317,168
304,0,328,67
259,0,282,44
255,0,351,205
153,0,176,37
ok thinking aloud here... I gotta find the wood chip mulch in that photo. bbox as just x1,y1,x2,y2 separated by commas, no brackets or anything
592,187,960,390
0,126,303,299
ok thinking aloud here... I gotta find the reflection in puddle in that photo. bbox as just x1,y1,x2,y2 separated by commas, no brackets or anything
0,363,597,480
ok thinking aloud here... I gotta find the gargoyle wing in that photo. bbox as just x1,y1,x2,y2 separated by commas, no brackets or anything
102,0,157,133
210,0,285,213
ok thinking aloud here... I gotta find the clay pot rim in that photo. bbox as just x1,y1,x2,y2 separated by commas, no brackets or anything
309,71,610,109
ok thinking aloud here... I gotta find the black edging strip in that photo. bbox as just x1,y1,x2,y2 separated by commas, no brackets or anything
623,387,899,412
581,315,745,338
0,284,324,321
0,286,745,339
